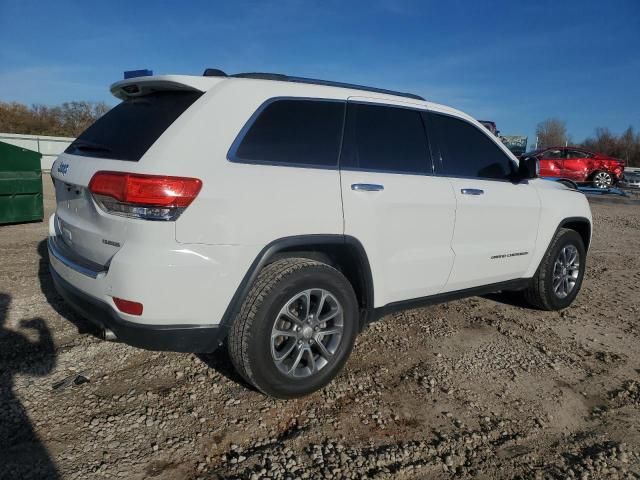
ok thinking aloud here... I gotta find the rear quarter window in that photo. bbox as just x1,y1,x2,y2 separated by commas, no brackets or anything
230,99,345,168
65,90,202,161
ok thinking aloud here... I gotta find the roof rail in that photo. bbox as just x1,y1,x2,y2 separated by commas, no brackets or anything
230,72,425,101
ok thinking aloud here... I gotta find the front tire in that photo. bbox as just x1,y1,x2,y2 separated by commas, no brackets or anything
523,228,586,310
228,258,358,398
592,170,613,189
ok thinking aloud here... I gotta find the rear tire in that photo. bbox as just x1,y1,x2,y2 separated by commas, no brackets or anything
228,258,358,398
523,228,586,310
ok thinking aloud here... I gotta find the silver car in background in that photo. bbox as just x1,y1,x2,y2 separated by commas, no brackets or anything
620,168,640,189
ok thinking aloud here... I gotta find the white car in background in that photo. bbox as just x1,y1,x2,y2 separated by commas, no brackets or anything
49,70,592,398
621,167,640,189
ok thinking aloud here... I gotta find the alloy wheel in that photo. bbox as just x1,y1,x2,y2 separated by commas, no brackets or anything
552,245,580,299
593,171,613,189
270,289,344,378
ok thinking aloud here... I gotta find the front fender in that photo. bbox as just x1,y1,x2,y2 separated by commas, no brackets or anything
525,180,592,278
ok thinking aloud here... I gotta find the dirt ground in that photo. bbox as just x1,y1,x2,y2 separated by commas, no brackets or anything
1,181,640,480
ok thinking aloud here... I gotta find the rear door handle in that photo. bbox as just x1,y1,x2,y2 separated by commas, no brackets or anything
351,183,384,192
460,188,484,196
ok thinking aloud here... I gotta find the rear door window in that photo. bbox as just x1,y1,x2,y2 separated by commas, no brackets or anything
65,90,203,161
428,113,516,180
542,149,564,159
231,99,345,168
567,150,589,159
340,102,431,174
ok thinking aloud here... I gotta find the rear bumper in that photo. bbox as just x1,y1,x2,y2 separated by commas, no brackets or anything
47,211,259,331
50,258,226,353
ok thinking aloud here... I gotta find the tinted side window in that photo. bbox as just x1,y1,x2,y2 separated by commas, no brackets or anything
233,99,345,167
542,149,564,159
567,150,588,159
66,91,203,161
429,113,516,180
341,103,430,174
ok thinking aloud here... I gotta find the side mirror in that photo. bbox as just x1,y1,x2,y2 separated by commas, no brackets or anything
519,156,539,180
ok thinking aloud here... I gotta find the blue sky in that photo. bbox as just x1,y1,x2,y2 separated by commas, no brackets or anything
0,0,638,144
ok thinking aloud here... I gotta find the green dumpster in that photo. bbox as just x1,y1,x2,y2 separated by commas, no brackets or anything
0,141,44,224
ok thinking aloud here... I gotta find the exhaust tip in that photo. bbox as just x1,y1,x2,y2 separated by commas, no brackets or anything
102,328,117,342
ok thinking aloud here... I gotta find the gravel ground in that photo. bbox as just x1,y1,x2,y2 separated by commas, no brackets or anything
1,182,640,479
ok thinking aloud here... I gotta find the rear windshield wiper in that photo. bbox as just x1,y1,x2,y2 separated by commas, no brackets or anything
69,140,112,154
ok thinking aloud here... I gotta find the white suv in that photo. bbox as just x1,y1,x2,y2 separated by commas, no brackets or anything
49,70,592,398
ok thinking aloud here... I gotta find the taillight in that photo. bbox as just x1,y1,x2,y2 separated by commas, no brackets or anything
113,297,144,315
89,171,202,221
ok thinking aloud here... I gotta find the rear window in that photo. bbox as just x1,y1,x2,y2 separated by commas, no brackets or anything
231,99,345,167
65,90,202,161
522,150,543,158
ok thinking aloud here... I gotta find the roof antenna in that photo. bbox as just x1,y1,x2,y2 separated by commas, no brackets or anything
203,68,227,77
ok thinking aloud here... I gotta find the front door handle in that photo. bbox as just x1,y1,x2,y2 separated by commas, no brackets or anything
460,188,484,196
351,183,384,192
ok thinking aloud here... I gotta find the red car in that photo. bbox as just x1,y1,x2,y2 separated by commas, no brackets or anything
522,147,624,188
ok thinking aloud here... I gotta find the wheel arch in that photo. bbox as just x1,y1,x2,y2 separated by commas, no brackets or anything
220,235,375,331
559,216,592,251
555,178,579,190
589,168,610,178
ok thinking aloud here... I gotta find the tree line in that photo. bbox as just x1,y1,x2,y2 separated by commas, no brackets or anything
536,118,640,167
0,101,110,138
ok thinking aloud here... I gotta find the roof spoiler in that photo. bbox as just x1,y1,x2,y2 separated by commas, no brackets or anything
110,75,218,100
